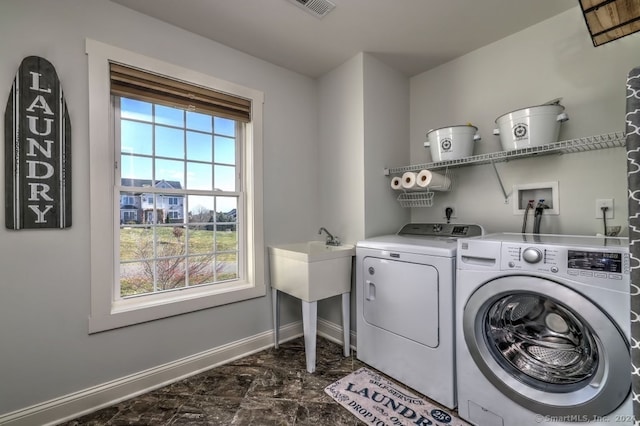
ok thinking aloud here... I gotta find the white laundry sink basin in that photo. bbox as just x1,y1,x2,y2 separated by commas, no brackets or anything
269,241,355,302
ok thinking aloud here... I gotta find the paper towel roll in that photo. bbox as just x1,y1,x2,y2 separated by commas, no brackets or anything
401,172,418,191
416,169,451,191
390,176,403,190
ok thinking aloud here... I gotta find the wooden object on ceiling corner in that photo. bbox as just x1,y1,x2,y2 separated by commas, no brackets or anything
580,0,640,46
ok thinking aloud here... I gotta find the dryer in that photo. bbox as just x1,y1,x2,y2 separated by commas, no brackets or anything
356,223,484,409
456,233,632,426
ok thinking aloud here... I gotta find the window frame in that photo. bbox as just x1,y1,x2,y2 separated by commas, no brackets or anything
86,39,265,333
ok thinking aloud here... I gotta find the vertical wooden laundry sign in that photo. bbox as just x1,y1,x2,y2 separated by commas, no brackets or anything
5,56,72,229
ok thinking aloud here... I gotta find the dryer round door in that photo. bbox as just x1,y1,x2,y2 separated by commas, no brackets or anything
462,275,630,417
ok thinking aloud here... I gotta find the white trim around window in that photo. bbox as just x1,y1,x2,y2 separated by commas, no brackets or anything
86,39,265,333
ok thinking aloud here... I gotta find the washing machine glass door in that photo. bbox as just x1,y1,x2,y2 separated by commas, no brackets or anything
463,275,630,417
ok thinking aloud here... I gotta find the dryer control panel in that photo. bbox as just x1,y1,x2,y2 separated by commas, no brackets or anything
398,223,484,238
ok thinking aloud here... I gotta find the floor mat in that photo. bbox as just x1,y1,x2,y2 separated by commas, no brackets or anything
325,367,469,426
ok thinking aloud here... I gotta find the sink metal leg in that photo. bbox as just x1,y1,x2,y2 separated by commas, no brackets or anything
341,292,350,357
302,300,317,373
272,289,280,349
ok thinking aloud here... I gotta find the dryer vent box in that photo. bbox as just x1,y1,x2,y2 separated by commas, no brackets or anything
513,181,559,215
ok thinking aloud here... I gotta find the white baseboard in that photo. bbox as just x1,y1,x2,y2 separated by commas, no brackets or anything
0,324,304,426
317,317,357,350
0,319,354,426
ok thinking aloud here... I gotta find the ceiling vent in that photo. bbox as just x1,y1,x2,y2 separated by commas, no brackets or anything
287,0,336,19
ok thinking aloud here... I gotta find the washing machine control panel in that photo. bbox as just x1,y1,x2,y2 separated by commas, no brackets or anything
502,243,629,286
522,247,543,263
504,244,560,271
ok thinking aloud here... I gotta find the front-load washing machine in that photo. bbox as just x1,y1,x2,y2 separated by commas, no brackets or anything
356,223,484,409
456,233,632,426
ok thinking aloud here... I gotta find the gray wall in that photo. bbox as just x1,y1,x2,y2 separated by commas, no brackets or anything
317,53,410,247
363,53,411,239
317,54,366,246
0,0,319,414
409,7,639,235
315,52,410,328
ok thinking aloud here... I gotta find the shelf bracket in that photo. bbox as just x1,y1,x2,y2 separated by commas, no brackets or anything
491,159,511,203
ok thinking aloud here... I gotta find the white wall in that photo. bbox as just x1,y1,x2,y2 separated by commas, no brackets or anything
409,7,639,235
316,53,410,327
317,54,366,246
0,0,318,415
316,53,409,245
363,53,411,238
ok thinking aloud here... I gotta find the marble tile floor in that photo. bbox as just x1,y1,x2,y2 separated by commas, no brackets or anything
62,336,367,426
61,336,453,425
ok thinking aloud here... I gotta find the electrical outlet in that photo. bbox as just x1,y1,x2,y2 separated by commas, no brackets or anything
595,199,614,219
444,206,456,220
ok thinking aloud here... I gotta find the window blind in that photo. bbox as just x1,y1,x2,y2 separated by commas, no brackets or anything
109,62,251,122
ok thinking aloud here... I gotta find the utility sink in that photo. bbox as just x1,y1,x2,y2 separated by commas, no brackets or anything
269,241,355,302
270,240,354,372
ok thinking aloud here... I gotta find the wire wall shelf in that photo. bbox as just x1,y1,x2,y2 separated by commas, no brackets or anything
397,191,434,208
384,132,626,175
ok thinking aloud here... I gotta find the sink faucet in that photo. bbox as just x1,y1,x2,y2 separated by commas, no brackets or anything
318,227,341,246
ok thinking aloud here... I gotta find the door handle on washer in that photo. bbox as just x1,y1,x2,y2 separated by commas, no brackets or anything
366,280,376,301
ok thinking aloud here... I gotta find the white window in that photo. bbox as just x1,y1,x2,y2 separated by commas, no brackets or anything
121,195,135,205
87,39,265,333
122,210,137,223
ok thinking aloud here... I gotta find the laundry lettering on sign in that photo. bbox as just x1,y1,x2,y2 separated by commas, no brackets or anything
345,382,435,426
347,400,389,426
5,56,72,229
26,71,56,222
325,368,459,426
369,380,425,405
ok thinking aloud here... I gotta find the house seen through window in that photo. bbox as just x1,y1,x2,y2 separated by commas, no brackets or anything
116,97,240,297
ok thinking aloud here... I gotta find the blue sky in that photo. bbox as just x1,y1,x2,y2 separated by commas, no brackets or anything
119,97,237,213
